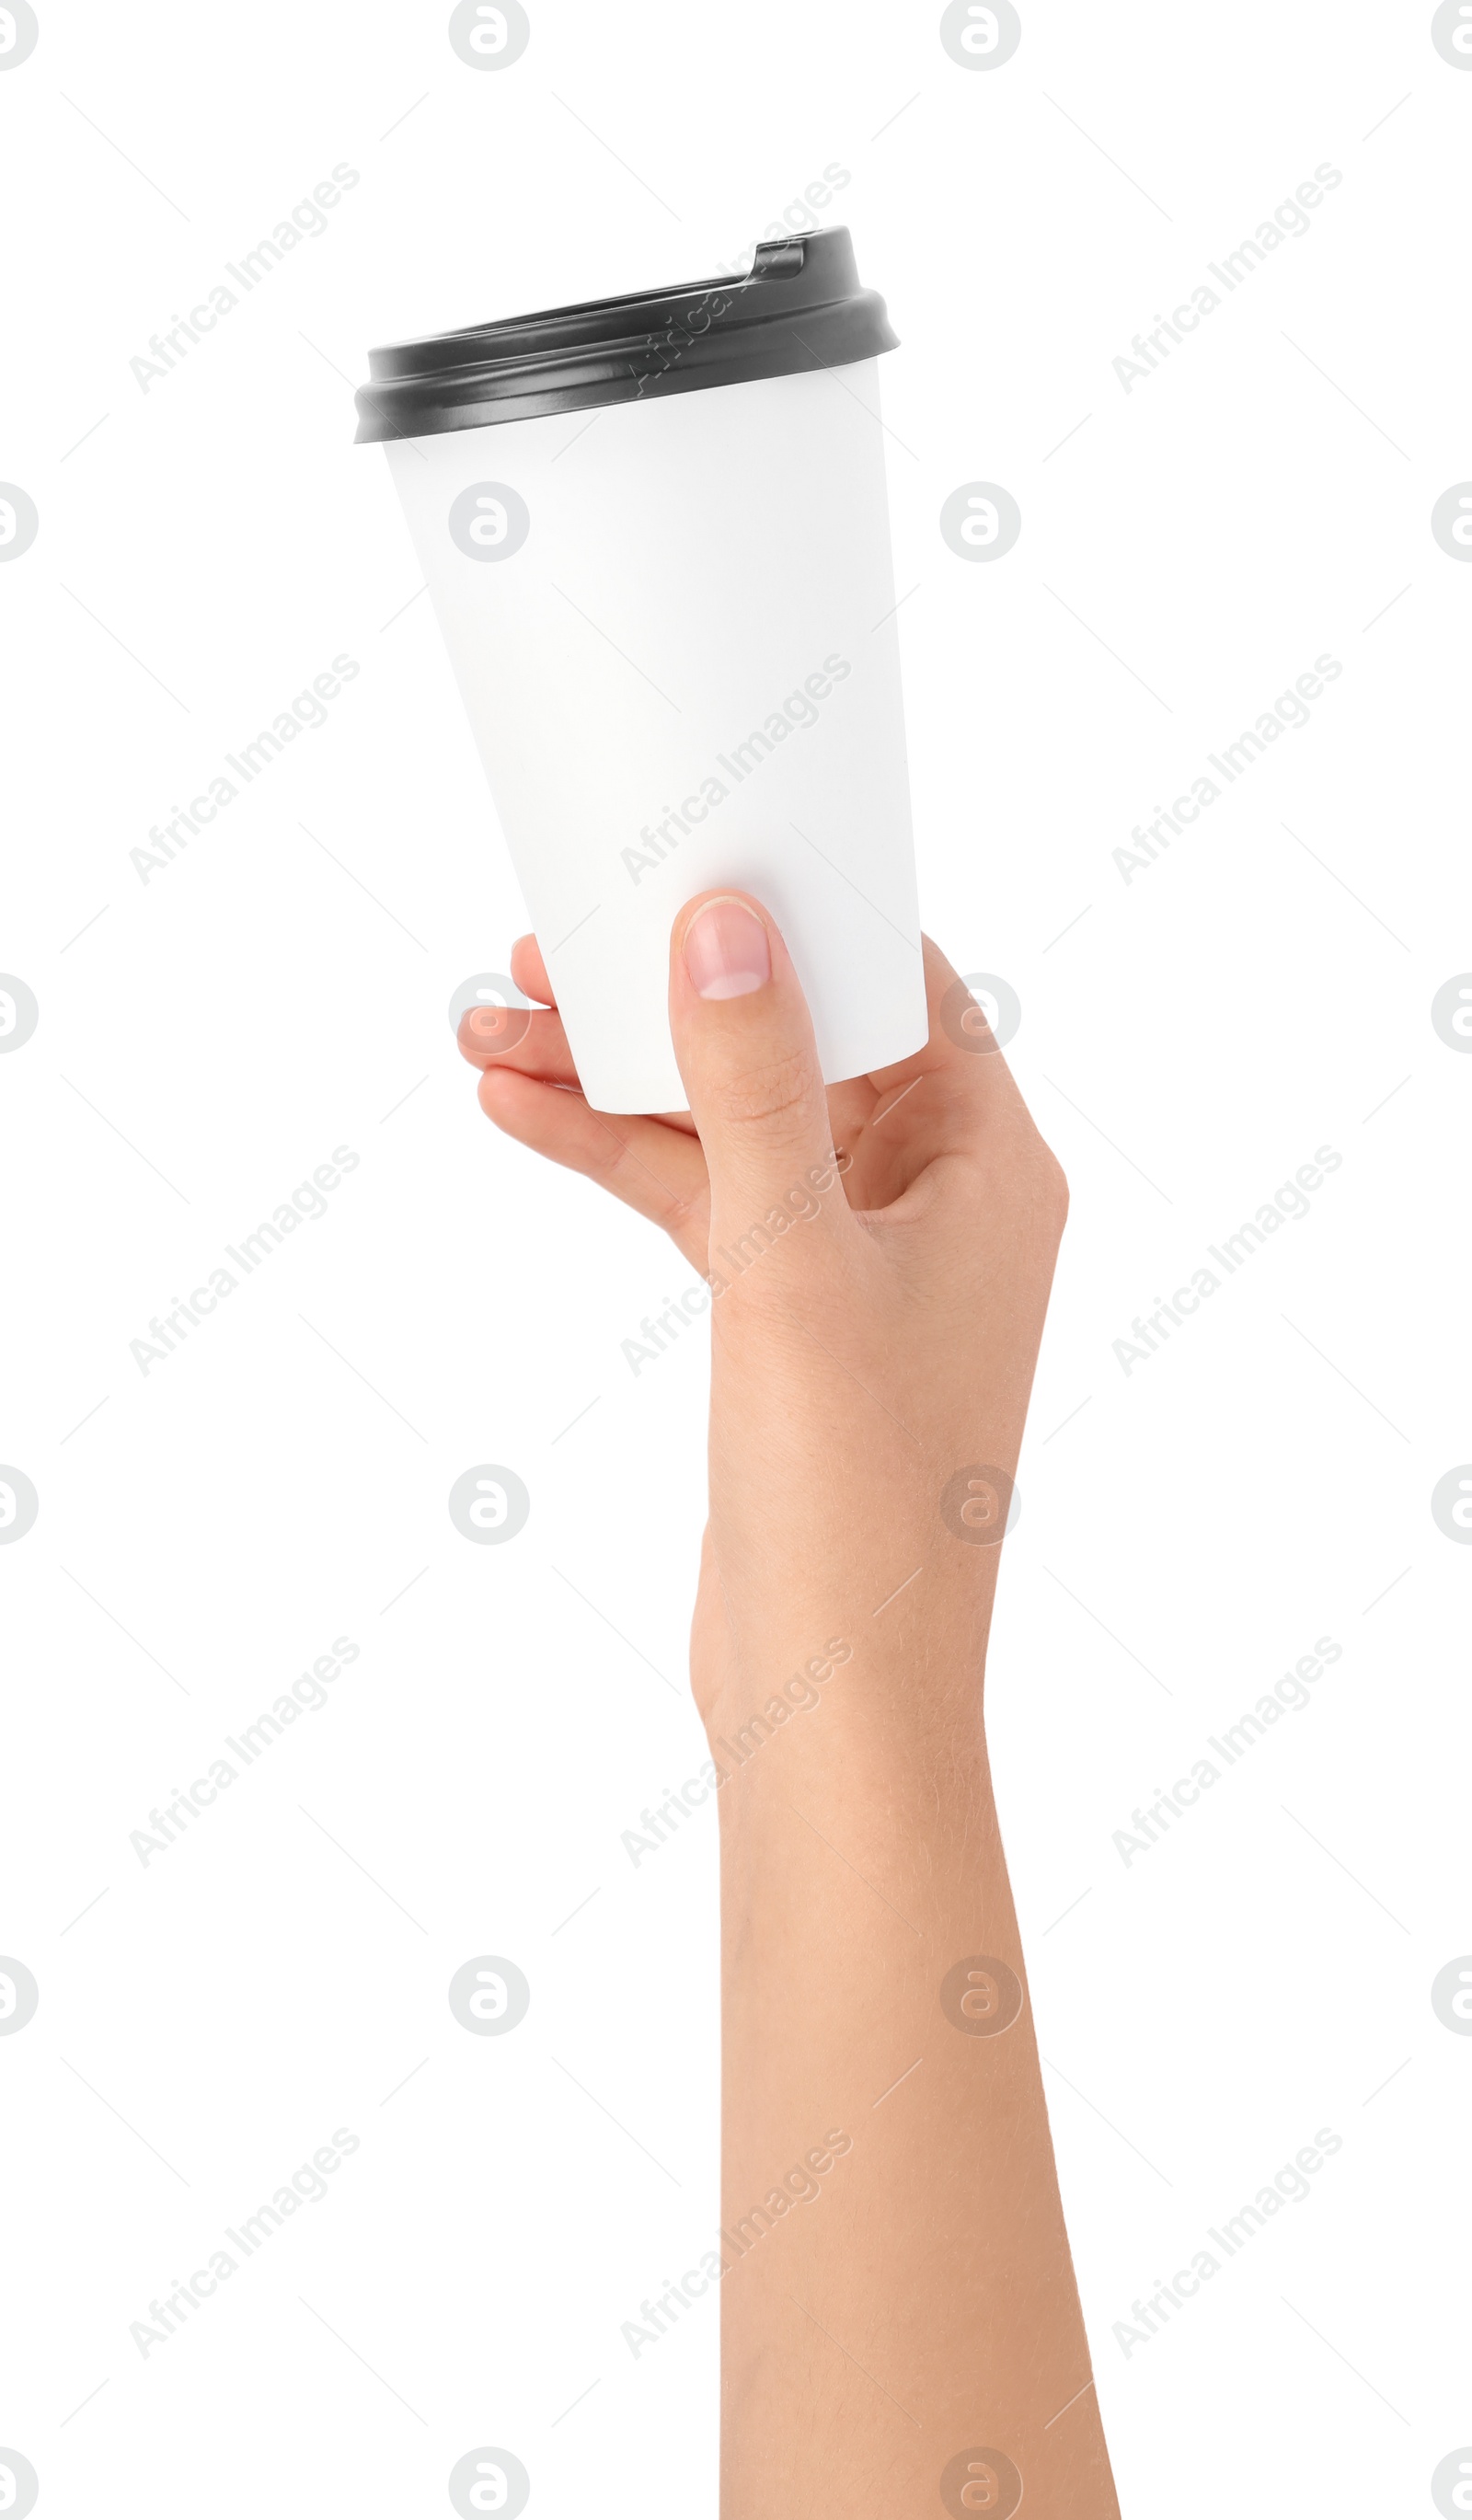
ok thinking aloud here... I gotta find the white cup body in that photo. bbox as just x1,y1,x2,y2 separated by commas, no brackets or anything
385,359,926,1112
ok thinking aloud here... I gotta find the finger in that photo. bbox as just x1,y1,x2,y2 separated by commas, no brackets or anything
668,892,852,1241
477,1066,710,1264
458,1002,579,1087
864,935,1036,1152
510,933,556,1007
458,995,701,1135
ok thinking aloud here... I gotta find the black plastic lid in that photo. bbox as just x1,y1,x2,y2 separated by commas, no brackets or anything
354,226,896,443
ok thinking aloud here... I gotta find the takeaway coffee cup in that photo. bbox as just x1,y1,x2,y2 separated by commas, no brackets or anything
356,229,927,1113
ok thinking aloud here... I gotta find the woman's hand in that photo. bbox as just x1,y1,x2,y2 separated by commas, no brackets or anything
458,892,1118,2520
459,892,1068,1734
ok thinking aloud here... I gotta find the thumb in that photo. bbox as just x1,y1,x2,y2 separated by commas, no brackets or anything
669,892,845,1238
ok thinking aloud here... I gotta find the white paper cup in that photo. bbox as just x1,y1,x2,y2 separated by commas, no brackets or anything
359,231,926,1114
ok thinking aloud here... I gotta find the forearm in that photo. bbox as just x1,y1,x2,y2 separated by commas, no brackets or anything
709,1609,1119,2518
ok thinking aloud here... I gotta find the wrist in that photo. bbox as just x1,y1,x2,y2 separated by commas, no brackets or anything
702,1645,996,1885
696,1570,993,1766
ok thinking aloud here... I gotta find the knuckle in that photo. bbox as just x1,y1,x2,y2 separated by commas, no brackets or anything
1038,1145,1070,1229
962,1127,1069,1238
715,1048,817,1142
582,1115,636,1179
590,1119,702,1242
661,1185,704,1245
1019,1133,1069,1238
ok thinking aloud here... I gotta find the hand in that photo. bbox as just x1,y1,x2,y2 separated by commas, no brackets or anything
458,892,1117,2518
458,891,1068,1739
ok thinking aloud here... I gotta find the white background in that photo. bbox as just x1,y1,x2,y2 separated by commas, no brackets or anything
2,2,1469,2513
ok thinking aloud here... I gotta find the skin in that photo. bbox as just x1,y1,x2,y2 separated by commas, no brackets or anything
459,892,1120,2519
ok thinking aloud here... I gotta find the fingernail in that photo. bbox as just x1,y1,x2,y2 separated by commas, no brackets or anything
683,899,772,1001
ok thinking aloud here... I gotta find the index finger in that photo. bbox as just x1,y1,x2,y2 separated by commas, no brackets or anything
865,936,1035,1138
